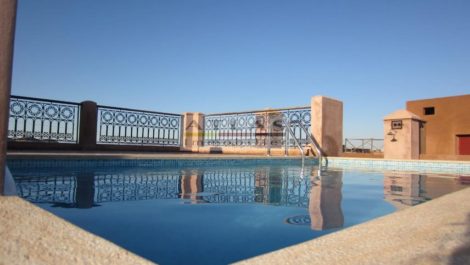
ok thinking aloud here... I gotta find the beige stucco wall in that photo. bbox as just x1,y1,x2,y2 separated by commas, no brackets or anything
311,96,343,156
407,94,470,158
384,110,423,160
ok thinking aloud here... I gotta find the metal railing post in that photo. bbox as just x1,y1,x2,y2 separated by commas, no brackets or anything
267,121,271,156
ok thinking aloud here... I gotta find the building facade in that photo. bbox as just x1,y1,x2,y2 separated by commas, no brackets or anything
406,94,470,160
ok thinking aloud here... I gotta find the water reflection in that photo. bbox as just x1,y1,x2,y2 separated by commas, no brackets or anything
12,167,467,231
284,169,344,230
384,173,426,209
383,172,467,210
309,170,344,230
14,167,310,208
51,173,99,208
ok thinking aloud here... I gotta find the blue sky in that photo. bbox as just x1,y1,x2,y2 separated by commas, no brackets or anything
11,0,470,138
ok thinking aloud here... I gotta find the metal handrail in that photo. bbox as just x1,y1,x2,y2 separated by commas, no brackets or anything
283,120,327,170
205,105,310,116
284,121,306,166
11,95,81,106
295,120,325,165
98,104,182,117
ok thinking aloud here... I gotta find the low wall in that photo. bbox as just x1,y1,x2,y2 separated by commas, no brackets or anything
197,146,308,156
340,152,384,159
420,154,470,161
8,142,181,153
328,157,470,174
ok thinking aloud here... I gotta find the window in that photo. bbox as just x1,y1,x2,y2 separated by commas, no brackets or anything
424,107,435,115
391,185,403,192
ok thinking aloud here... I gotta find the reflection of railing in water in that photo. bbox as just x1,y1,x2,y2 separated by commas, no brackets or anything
15,173,182,207
15,168,348,231
16,176,77,204
201,167,311,206
94,174,181,202
14,168,314,208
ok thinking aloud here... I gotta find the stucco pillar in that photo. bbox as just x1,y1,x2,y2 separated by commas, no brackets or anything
383,110,424,160
182,112,204,152
0,0,17,195
79,101,98,150
311,96,343,156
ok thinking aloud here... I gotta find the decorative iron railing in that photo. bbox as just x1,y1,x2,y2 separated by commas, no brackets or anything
97,105,182,146
343,138,384,153
8,95,80,143
203,106,311,147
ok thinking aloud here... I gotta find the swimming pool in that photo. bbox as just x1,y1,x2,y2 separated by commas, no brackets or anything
8,158,468,265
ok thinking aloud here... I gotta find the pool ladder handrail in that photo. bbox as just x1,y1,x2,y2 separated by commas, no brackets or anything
284,120,327,170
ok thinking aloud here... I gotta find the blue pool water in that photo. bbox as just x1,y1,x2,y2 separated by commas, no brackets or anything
10,160,467,265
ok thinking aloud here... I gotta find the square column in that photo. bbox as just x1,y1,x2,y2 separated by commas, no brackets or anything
311,96,343,156
0,0,18,195
182,112,205,152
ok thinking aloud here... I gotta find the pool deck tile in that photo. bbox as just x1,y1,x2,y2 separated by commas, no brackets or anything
0,196,154,265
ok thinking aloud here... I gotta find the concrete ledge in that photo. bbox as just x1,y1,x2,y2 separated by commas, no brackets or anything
236,187,470,265
328,157,470,174
0,196,154,265
6,151,279,160
330,156,470,164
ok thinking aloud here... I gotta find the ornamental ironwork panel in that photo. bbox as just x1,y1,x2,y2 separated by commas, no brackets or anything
8,96,80,143
203,107,311,147
97,106,182,146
